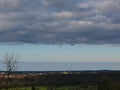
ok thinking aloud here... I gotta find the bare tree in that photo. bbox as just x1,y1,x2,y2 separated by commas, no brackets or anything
2,52,20,90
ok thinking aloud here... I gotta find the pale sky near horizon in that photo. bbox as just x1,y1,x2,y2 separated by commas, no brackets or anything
0,0,120,62
0,44,120,62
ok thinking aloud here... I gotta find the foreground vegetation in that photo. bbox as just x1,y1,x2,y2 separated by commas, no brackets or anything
1,85,98,90
0,70,120,90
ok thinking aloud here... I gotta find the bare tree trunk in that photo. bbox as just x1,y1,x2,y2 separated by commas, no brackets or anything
2,53,20,90
6,72,10,90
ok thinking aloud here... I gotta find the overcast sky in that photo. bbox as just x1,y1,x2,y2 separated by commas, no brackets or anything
0,0,120,62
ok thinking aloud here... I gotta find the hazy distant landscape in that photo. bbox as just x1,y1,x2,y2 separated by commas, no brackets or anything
13,61,120,71
0,60,120,90
1,61,120,71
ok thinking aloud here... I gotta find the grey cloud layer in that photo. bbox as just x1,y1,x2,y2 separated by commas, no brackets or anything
0,0,120,44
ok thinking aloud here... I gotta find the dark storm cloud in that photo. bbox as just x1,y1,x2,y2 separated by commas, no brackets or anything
0,0,120,45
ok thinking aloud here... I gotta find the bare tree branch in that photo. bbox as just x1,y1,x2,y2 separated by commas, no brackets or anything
1,52,20,90
2,52,20,72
